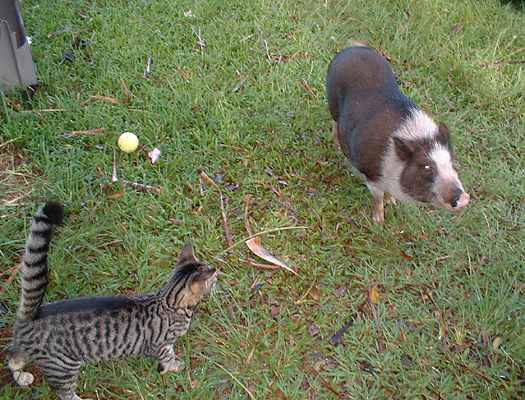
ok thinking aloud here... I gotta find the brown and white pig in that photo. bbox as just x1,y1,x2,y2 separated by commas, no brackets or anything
326,46,470,224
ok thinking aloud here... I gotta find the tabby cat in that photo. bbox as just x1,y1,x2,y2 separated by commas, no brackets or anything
9,201,217,400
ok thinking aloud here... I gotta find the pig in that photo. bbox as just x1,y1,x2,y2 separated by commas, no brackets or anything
326,46,470,224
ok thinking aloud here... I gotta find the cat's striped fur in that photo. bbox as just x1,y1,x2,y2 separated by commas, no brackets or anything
9,201,217,400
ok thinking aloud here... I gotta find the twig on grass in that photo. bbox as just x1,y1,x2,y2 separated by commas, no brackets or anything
91,78,131,104
19,108,68,113
198,353,256,400
200,171,233,247
174,62,190,83
1,190,34,207
329,313,357,345
57,127,107,138
47,26,70,38
120,77,131,103
299,80,318,100
303,363,345,398
488,60,525,68
123,180,162,193
368,283,384,353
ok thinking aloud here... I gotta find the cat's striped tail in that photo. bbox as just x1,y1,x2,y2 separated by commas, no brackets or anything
17,201,64,322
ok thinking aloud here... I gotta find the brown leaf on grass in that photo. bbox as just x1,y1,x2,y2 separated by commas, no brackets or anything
400,250,414,261
449,23,465,36
0,264,21,294
107,190,125,199
310,285,320,301
245,237,298,276
275,388,288,400
370,287,379,305
334,284,348,298
368,284,384,353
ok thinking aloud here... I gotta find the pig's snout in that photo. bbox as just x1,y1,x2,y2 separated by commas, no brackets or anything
440,188,470,211
451,190,470,210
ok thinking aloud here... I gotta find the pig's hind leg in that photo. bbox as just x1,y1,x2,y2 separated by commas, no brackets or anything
366,181,385,224
332,120,341,149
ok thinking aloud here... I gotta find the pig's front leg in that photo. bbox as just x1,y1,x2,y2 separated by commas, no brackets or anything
366,181,385,224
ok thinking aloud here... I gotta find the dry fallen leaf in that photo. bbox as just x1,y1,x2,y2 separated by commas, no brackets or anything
245,237,298,276
370,288,379,305
492,336,502,350
310,285,320,301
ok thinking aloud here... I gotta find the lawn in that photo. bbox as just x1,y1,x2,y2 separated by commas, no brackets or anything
1,0,524,398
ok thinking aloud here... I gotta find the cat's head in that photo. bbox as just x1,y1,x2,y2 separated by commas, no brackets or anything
166,243,217,309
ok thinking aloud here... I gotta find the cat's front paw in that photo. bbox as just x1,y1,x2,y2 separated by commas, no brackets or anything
158,359,186,374
14,371,34,386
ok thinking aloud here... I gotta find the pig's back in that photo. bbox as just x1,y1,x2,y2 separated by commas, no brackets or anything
326,47,398,118
326,46,417,181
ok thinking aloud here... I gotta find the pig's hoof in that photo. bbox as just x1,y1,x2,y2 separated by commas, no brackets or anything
372,213,385,225
385,196,397,206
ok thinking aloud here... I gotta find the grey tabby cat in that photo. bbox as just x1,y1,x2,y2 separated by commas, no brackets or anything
9,201,217,400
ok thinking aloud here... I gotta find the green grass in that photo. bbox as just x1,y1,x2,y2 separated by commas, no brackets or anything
1,0,524,398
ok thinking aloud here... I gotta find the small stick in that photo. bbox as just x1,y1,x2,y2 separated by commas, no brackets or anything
489,60,525,68
200,171,233,247
264,40,271,62
299,80,318,100
174,62,190,83
123,180,162,192
57,127,107,138
120,77,131,103
329,312,357,345
368,284,384,353
19,108,67,113
303,364,344,398
244,194,254,236
112,149,118,182
47,26,70,38
1,190,34,207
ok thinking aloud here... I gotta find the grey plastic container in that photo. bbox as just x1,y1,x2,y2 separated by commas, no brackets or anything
0,0,38,93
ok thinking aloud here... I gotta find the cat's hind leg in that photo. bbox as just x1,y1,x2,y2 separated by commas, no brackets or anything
8,357,34,386
38,358,86,400
155,345,186,374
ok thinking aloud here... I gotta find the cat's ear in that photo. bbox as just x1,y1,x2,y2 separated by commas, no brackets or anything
178,243,198,264
190,269,216,294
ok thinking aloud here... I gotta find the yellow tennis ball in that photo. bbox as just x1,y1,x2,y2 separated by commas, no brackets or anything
118,132,139,153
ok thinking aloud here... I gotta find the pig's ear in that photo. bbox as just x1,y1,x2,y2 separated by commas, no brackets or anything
438,122,450,141
393,137,415,161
